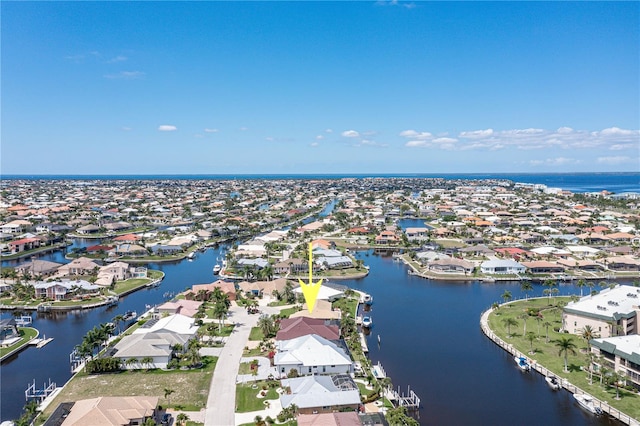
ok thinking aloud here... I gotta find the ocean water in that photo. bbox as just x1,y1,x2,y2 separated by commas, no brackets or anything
1,172,638,193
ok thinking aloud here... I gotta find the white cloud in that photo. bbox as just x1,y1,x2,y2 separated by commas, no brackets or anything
158,125,177,132
433,137,457,144
310,142,319,147
342,130,360,138
600,127,634,136
316,135,324,140
459,129,493,139
399,130,432,140
107,55,127,63
204,128,218,133
597,156,635,165
610,144,633,151
405,140,428,148
557,127,573,134
325,129,333,133
104,71,145,80
529,157,581,167
358,139,387,147
239,127,249,131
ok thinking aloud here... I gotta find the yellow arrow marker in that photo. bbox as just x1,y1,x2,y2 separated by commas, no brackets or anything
298,242,323,313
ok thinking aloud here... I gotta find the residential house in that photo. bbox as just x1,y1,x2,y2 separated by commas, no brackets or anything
480,259,526,275
156,299,202,318
186,280,236,301
280,375,361,415
605,256,640,271
427,258,475,275
15,260,63,277
276,317,340,341
405,227,430,242
297,412,362,426
34,279,100,301
0,318,20,345
521,261,565,274
8,237,42,254
57,257,101,276
275,334,353,378
76,224,101,235
44,396,158,426
375,230,399,245
111,314,198,369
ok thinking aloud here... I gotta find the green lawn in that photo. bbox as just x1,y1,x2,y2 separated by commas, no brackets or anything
235,381,279,413
0,327,38,358
488,297,640,421
38,357,218,423
332,296,358,317
249,327,264,341
113,278,152,294
278,307,300,318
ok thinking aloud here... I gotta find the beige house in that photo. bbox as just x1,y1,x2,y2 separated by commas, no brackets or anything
57,257,101,276
44,396,158,426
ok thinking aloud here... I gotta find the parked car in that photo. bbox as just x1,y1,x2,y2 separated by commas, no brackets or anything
161,413,172,425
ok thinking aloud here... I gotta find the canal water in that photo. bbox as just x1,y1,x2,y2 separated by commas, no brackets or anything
0,244,631,425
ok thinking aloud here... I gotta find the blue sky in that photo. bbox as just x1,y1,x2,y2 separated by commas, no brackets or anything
2,1,638,175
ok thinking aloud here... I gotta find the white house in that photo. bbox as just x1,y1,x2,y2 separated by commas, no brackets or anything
275,334,353,378
480,259,526,275
280,375,361,414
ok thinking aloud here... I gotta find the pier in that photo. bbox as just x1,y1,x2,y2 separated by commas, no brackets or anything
387,385,421,410
25,379,56,402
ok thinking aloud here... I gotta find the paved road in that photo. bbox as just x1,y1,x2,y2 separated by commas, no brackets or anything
203,301,283,426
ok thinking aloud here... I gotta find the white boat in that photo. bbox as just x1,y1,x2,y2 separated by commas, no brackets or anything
363,294,373,305
573,394,603,415
187,252,195,260
362,316,372,328
514,356,531,371
123,310,137,321
545,376,562,390
213,264,221,274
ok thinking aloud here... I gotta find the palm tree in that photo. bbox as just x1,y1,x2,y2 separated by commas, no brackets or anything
609,370,625,400
126,357,139,370
535,315,543,337
526,331,536,354
501,290,512,305
258,314,276,339
543,279,555,303
520,281,533,300
164,388,175,406
553,336,578,373
140,356,153,370
213,301,229,333
576,279,587,297
112,314,124,335
175,413,189,426
502,317,518,337
580,325,598,353
551,287,559,304
519,313,528,336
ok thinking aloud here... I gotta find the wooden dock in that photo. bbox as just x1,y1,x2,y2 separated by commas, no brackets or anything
25,379,56,402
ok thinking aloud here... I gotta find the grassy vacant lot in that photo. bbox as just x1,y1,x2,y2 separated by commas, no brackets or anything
235,381,279,413
488,297,640,421
113,278,151,294
38,357,218,423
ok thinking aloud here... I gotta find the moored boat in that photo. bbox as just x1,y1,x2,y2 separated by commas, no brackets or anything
573,393,603,415
514,356,531,371
363,294,373,305
545,376,562,390
187,252,195,260
123,310,137,321
213,264,221,274
362,316,372,328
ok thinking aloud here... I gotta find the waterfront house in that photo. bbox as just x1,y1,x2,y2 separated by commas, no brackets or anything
34,279,100,300
57,257,100,277
290,300,342,321
427,258,475,275
276,317,340,341
480,259,526,275
274,334,353,378
44,396,158,426
8,237,42,254
590,335,640,392
156,299,202,318
15,259,63,277
76,224,101,235
0,318,20,345
112,314,198,369
274,258,309,275
521,261,566,274
279,375,361,415
562,285,640,337
297,412,362,426
186,280,236,301
605,256,640,271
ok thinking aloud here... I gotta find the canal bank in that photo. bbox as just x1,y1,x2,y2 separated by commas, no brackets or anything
480,303,639,425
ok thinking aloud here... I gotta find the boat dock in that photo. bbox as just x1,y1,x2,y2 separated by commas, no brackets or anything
390,385,421,410
25,379,56,402
30,336,54,348
360,332,369,353
15,315,33,326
